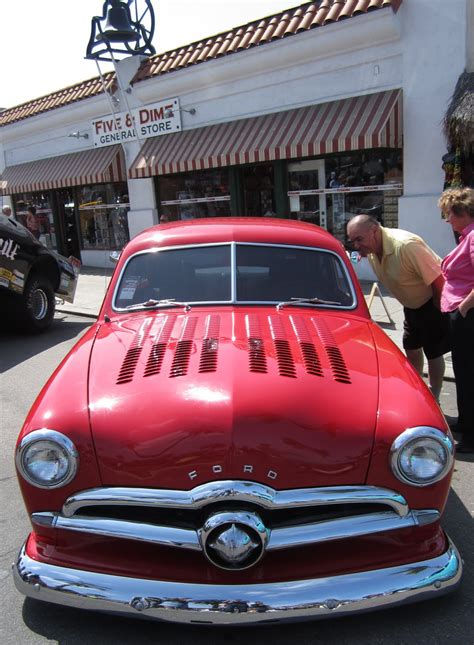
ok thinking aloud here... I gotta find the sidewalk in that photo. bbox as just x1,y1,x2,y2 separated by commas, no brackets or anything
57,266,114,319
57,269,454,381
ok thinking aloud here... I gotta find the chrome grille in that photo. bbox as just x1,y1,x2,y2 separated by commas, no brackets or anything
32,482,439,562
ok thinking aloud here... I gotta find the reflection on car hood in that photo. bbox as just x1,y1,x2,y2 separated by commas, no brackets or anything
89,309,379,489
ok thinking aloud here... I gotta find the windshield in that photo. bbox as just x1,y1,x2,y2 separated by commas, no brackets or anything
113,243,355,309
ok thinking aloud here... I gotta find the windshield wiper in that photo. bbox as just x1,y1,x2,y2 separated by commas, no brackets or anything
124,298,192,312
276,296,342,310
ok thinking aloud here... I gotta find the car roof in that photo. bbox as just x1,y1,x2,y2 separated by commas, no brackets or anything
124,218,346,256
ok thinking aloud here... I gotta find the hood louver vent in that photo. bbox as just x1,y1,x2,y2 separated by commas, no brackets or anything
144,316,176,378
170,317,198,378
312,318,351,384
199,315,220,373
246,314,267,373
116,319,153,384
270,316,296,378
300,342,324,377
290,316,324,377
290,316,324,376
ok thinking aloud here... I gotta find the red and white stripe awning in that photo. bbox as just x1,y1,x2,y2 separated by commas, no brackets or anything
0,146,126,195
129,90,402,178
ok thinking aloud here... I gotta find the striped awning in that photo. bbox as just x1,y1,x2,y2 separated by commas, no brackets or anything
129,90,402,178
0,145,126,195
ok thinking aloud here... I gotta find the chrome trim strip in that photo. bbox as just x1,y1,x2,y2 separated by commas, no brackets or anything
32,509,438,552
62,482,409,518
266,510,440,550
13,538,462,625
32,512,201,550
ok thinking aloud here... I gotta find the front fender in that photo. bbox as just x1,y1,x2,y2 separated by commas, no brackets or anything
16,325,103,515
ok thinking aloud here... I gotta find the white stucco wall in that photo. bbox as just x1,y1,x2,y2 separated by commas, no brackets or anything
0,2,470,268
398,0,467,258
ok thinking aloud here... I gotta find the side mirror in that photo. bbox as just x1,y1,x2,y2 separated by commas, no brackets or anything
109,251,121,264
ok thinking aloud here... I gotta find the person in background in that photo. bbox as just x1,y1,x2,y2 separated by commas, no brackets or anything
2,205,12,217
438,187,474,454
26,206,41,239
347,214,450,401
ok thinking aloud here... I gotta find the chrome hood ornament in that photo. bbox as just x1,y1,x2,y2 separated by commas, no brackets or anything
199,511,269,570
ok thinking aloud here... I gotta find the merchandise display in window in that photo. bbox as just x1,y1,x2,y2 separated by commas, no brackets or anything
288,150,403,243
158,169,231,222
14,194,58,251
79,183,130,250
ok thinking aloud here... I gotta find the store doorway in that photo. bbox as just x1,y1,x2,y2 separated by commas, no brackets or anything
55,190,81,260
241,164,276,217
288,160,327,229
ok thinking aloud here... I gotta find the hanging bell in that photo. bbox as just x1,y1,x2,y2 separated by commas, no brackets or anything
97,2,138,43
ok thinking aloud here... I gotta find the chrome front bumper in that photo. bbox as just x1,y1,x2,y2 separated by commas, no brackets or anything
13,538,462,625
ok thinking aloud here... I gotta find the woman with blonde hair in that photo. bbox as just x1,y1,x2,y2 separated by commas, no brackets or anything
438,187,474,453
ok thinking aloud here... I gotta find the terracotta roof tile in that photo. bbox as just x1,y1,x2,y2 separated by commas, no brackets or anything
261,15,283,40
325,0,346,23
188,43,204,65
0,73,114,126
285,7,307,34
296,3,319,31
0,1,402,127
309,1,332,27
228,28,246,53
178,45,195,68
353,0,371,15
271,12,293,39
338,0,361,19
207,35,224,59
167,48,187,71
249,20,269,46
215,32,234,56
237,24,257,50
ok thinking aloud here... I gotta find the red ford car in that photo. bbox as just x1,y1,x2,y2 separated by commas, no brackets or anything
13,218,461,624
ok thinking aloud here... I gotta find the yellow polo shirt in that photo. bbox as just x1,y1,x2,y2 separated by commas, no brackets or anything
367,227,442,309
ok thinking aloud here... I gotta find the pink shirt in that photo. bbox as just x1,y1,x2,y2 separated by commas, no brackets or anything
440,221,474,313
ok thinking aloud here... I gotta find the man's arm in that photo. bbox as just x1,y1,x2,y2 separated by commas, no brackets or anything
430,273,445,309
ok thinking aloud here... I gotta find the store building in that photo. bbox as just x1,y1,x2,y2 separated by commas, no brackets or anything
1,0,472,278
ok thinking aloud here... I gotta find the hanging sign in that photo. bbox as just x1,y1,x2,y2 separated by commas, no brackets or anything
92,98,182,148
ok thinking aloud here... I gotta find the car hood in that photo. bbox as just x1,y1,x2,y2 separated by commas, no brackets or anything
89,309,379,488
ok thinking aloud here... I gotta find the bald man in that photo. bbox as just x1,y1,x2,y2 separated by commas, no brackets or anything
347,215,450,401
2,205,12,217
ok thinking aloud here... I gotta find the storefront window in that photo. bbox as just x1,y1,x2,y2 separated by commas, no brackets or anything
13,193,58,250
287,150,403,243
325,151,402,240
78,182,130,250
158,169,230,222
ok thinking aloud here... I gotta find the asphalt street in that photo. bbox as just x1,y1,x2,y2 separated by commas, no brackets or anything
1,313,472,645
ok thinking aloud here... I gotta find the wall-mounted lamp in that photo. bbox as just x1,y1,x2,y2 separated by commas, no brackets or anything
164,107,196,118
68,131,89,139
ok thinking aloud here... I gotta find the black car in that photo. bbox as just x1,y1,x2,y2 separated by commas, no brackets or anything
0,213,78,332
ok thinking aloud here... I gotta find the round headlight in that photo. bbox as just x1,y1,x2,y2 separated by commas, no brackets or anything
16,429,79,489
390,427,454,487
